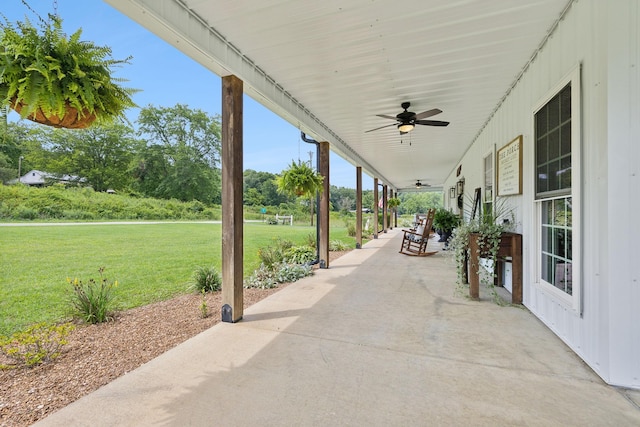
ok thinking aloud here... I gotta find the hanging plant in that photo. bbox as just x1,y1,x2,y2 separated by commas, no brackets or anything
387,197,400,208
276,160,324,226
276,160,324,198
0,12,137,129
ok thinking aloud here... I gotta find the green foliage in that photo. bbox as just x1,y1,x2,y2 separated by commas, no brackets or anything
134,104,222,203
276,160,323,198
0,14,137,125
68,267,117,324
284,245,316,264
446,197,516,300
433,208,460,232
199,289,208,319
0,322,74,368
190,266,222,293
244,169,291,207
257,238,294,268
345,220,356,237
329,239,350,251
397,192,443,215
0,184,221,220
244,262,313,289
387,197,401,208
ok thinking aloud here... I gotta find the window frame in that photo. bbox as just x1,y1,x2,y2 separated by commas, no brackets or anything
532,65,582,313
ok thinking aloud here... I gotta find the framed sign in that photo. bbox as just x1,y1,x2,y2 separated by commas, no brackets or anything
497,135,523,196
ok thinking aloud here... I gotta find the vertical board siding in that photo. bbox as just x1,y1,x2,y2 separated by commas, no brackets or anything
443,0,640,386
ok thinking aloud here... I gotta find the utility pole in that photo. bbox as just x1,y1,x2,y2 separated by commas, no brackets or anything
18,156,24,181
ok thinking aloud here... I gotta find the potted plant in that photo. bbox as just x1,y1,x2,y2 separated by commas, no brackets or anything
387,197,400,209
447,198,515,298
433,208,460,245
276,160,324,225
0,14,137,129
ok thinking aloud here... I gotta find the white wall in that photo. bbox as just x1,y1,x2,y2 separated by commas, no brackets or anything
444,0,640,388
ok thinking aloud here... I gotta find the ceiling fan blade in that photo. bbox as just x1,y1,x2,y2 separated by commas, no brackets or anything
415,119,449,127
376,114,398,120
365,123,397,133
414,108,442,120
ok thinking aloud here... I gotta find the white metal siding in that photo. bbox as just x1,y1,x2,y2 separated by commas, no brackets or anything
444,0,640,388
607,0,640,388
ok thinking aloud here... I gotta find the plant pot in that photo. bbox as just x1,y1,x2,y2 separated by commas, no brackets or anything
12,100,97,129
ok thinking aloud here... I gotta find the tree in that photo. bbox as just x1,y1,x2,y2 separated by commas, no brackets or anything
22,123,139,191
243,169,290,207
276,160,324,225
134,104,222,203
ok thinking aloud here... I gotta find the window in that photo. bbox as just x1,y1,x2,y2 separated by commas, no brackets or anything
534,67,580,310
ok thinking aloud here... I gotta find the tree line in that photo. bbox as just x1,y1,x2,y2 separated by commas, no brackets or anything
1,103,442,214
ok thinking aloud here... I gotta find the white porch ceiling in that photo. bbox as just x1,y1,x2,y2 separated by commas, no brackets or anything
105,0,572,191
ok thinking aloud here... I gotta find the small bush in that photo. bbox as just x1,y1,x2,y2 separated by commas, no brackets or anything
345,221,356,237
275,263,313,283
257,238,294,268
244,262,313,289
190,266,222,293
68,267,117,324
305,233,317,249
284,245,316,264
244,264,279,289
329,239,350,251
0,322,75,368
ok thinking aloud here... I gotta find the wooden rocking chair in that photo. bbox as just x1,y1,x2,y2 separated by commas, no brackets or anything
399,208,437,256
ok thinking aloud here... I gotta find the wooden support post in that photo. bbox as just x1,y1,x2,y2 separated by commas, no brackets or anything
382,184,388,233
221,75,243,323
373,178,379,238
356,166,362,249
389,189,394,230
318,141,330,268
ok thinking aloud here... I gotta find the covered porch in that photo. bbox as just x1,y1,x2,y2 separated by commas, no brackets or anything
35,231,640,425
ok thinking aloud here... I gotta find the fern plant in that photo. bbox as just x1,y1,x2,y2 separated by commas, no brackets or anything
0,14,137,128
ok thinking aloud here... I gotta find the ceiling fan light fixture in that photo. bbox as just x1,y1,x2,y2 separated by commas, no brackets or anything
398,123,415,133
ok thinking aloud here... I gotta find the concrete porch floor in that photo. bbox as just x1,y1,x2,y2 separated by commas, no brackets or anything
35,229,640,426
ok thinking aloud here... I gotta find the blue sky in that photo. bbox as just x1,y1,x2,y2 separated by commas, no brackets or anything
3,0,371,189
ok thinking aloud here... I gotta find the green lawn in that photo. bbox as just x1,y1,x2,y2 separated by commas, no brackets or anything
0,222,352,335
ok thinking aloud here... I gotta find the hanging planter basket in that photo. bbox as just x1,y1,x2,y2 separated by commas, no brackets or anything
11,99,96,129
1,13,137,129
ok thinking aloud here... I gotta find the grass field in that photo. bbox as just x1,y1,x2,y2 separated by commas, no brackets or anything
0,222,353,335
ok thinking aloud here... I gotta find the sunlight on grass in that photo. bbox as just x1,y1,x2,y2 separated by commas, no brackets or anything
0,222,351,335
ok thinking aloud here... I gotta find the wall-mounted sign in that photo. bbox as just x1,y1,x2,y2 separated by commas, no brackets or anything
497,135,522,196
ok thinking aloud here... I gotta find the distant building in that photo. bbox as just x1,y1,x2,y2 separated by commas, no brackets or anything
12,170,86,187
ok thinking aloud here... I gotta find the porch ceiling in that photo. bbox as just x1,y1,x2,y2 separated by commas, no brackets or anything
105,0,571,191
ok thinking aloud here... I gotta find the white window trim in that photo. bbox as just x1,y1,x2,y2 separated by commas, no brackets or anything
483,146,495,205
531,64,582,314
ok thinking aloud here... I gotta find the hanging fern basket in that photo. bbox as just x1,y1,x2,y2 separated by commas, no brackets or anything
0,12,137,129
11,99,96,129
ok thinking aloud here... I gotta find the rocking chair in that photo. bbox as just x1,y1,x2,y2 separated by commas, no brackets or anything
399,208,437,256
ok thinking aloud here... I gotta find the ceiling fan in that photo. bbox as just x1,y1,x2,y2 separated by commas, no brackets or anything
415,180,431,189
365,102,449,134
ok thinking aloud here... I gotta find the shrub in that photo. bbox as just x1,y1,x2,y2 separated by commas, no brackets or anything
190,266,222,293
68,267,117,324
244,264,278,289
14,205,37,219
0,322,74,368
305,233,317,249
345,221,356,237
257,238,294,268
329,239,350,251
275,263,313,283
284,245,316,264
244,262,313,289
